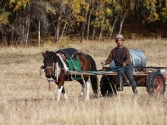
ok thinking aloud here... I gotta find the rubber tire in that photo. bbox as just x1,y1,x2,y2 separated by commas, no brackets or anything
100,76,112,97
100,81,108,96
147,71,166,95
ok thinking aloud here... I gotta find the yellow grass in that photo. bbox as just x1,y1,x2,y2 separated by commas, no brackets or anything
0,39,167,125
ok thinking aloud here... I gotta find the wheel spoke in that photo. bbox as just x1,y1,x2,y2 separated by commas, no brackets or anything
153,76,163,94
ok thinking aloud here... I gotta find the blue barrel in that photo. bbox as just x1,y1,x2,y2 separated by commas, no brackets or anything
110,49,146,68
130,50,146,67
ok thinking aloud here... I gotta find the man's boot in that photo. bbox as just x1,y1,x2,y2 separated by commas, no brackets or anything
132,86,138,94
118,75,123,91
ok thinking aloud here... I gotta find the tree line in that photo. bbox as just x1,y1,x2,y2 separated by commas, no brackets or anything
0,0,167,46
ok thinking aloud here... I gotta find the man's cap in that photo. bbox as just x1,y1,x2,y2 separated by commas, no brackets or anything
115,34,124,40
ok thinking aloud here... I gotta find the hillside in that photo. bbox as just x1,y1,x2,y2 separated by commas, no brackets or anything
121,21,167,39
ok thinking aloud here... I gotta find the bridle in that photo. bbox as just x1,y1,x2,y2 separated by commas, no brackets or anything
41,61,59,91
46,62,60,79
44,65,55,75
41,52,69,90
47,63,56,75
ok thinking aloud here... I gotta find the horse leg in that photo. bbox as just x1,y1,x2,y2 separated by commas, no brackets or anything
77,79,85,98
56,78,65,101
81,76,90,100
81,84,85,96
54,81,63,101
85,80,91,100
57,86,63,101
62,87,68,100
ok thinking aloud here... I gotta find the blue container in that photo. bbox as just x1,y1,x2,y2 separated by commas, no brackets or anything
130,50,146,67
110,49,146,68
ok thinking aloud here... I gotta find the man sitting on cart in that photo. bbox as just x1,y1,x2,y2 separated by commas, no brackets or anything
101,34,138,94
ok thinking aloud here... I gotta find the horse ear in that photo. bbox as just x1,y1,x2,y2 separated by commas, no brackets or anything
42,52,45,57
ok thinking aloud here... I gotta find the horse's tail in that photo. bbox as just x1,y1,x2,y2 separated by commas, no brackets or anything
87,54,98,94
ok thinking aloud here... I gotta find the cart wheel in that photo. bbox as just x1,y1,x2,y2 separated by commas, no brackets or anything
148,71,166,95
100,78,113,96
100,81,108,96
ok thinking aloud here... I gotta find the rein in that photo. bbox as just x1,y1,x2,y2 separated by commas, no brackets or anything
46,62,59,91
96,62,102,66
40,61,57,91
47,79,58,91
45,66,54,70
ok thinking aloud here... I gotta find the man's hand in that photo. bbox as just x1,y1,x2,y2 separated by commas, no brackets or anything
101,61,105,66
123,62,126,67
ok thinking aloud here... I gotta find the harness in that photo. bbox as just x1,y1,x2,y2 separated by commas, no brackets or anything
46,61,61,91
41,53,65,91
57,48,81,80
41,48,81,90
57,48,78,59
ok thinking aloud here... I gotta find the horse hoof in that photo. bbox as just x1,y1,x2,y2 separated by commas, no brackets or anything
56,98,60,101
64,95,68,100
93,94,98,98
64,97,68,100
80,93,84,96
84,98,89,101
64,99,69,102
64,98,68,101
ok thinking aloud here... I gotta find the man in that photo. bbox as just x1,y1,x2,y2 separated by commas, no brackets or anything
101,34,138,94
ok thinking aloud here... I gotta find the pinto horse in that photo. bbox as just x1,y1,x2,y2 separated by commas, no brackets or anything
41,48,98,101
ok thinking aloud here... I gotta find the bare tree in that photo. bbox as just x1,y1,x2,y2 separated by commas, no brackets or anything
108,16,118,41
6,0,55,46
119,11,127,34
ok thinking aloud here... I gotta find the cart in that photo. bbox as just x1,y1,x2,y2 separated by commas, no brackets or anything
99,66,167,96
69,66,167,96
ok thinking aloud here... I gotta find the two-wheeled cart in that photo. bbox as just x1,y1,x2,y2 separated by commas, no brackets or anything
99,66,167,96
69,66,167,96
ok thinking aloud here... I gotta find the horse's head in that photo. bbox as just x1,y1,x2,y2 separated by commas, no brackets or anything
42,51,58,78
42,50,69,80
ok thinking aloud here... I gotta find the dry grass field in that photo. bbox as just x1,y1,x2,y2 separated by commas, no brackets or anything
0,39,167,125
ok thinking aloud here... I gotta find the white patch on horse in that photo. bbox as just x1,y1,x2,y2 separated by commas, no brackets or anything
81,75,86,97
57,86,63,101
55,62,60,81
85,81,90,100
81,84,85,96
56,53,69,71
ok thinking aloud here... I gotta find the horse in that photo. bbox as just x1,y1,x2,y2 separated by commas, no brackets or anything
41,48,98,101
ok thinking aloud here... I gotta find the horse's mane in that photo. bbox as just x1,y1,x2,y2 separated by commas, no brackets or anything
45,51,55,59
45,50,66,69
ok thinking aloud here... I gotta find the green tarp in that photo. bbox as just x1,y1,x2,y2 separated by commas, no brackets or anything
66,58,81,80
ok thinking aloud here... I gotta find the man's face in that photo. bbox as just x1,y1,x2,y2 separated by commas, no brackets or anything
116,38,124,47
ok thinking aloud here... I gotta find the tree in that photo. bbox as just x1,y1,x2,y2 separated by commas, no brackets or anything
161,0,167,22
0,10,10,26
6,0,55,46
90,0,121,41
0,0,167,46
141,0,165,33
